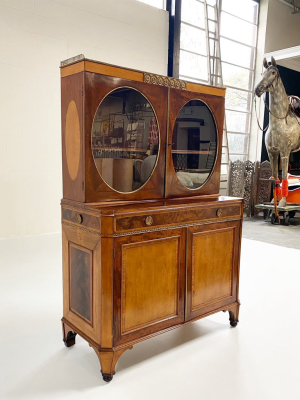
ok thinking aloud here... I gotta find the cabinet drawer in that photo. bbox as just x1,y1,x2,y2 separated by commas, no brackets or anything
62,207,101,231
115,203,242,233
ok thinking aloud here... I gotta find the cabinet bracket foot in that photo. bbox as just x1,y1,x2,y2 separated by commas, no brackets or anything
62,320,77,347
91,346,133,382
226,302,240,328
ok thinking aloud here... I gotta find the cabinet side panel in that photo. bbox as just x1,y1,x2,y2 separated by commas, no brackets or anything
61,73,85,202
62,223,101,344
70,244,92,322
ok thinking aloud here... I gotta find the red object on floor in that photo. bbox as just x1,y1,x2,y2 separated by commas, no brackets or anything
275,179,281,196
281,179,288,197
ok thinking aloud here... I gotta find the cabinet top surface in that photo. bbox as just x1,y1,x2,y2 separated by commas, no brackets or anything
62,196,243,214
60,55,226,97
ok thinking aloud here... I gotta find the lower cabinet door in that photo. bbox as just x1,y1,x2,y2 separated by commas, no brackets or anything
113,228,186,346
185,220,241,321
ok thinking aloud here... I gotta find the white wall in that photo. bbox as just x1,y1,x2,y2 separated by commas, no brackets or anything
0,0,169,238
265,0,300,53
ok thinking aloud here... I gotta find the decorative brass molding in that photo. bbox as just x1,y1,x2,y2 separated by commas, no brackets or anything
144,73,187,90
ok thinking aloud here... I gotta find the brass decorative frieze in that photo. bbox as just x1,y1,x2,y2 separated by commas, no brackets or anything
144,73,187,90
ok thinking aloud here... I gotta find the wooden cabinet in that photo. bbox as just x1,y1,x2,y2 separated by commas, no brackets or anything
60,56,243,382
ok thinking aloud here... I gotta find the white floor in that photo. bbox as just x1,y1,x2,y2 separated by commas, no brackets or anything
1,233,300,400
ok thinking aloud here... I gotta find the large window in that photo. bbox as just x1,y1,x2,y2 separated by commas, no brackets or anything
178,0,259,162
180,0,208,83
221,0,258,161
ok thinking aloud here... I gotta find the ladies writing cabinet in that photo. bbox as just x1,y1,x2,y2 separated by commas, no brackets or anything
60,55,243,382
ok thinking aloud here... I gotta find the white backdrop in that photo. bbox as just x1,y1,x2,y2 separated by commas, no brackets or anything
0,0,168,238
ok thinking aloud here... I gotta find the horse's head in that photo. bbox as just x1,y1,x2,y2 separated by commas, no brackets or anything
254,56,279,97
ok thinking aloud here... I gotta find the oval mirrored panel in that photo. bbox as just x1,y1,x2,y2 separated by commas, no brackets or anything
172,99,218,189
91,88,159,193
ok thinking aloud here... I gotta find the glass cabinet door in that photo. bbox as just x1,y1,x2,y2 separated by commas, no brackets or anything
91,88,159,193
171,99,217,189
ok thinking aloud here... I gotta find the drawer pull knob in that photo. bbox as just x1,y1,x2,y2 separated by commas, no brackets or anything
145,216,153,226
77,214,83,224
216,209,223,217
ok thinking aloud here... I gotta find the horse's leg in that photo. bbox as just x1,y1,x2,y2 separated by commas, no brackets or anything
268,150,279,180
278,153,290,207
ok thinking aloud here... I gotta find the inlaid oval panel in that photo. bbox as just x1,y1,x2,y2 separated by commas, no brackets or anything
65,100,81,180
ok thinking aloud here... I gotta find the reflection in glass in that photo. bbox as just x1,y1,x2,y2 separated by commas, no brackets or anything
91,88,159,193
172,100,217,189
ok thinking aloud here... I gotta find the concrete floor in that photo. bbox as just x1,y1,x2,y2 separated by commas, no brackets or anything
1,223,300,400
243,213,300,249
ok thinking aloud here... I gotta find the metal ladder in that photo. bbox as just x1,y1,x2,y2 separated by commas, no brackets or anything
204,0,229,194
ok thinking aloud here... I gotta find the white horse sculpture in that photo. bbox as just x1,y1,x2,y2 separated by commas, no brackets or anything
254,56,300,206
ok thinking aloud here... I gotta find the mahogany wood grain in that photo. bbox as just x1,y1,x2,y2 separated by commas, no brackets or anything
69,243,92,322
113,228,186,346
62,206,101,231
186,220,241,321
85,60,143,82
60,58,225,97
191,228,233,308
114,204,241,233
84,72,167,202
62,223,101,343
100,236,114,348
